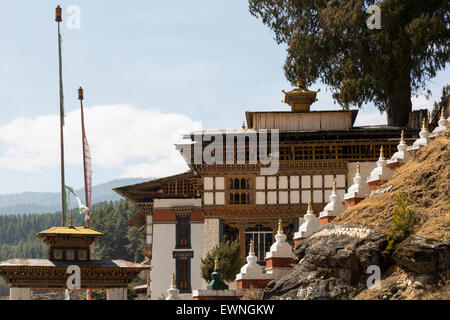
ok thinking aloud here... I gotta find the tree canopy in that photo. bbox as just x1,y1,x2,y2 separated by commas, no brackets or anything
249,0,449,126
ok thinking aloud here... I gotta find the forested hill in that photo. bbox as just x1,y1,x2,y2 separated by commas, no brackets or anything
0,178,149,214
0,200,144,297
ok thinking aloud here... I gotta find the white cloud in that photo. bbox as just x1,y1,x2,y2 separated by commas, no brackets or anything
0,105,202,178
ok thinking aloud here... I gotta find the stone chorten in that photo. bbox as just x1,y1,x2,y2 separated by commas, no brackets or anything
367,146,394,191
235,240,272,290
407,119,430,153
319,179,346,225
293,201,320,247
430,108,448,138
386,130,411,172
166,273,181,300
344,162,370,208
265,219,295,282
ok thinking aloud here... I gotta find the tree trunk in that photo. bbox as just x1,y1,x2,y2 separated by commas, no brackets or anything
386,81,412,127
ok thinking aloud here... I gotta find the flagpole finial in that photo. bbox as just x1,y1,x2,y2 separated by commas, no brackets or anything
78,87,84,101
55,5,62,22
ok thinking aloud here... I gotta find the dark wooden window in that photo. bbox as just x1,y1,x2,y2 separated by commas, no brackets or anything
173,252,194,294
176,214,191,249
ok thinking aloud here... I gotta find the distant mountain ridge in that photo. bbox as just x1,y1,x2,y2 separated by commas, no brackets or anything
0,178,150,215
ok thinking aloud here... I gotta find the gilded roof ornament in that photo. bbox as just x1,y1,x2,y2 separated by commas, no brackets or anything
307,200,312,212
249,239,255,255
400,130,405,144
278,218,283,233
171,272,176,288
380,146,384,159
214,256,219,271
357,162,361,175
333,178,337,193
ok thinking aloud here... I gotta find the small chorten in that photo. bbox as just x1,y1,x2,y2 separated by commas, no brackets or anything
282,80,320,112
293,202,320,247
407,118,430,153
386,130,411,172
206,256,229,290
367,147,394,191
265,219,295,282
166,273,181,300
430,108,448,138
235,240,272,290
344,162,370,208
319,178,346,225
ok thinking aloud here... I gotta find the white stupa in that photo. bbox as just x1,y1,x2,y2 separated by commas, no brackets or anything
367,146,394,185
407,119,430,152
293,201,320,240
387,130,411,166
319,178,346,223
265,219,295,260
344,162,370,202
166,273,181,300
236,240,272,282
430,108,448,138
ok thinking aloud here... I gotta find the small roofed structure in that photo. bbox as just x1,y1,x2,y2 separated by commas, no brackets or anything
282,80,320,112
0,225,149,300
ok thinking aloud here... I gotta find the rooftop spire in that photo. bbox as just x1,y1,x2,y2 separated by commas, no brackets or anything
171,272,176,288
241,121,246,130
332,178,337,193
278,218,283,233
400,130,405,144
214,256,219,271
380,146,384,159
422,118,427,130
307,200,312,212
249,239,255,255
357,162,361,175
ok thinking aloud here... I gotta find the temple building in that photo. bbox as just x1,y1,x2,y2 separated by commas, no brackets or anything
114,82,419,300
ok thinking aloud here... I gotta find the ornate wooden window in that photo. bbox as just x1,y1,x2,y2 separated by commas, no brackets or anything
173,251,193,294
175,213,191,249
227,176,255,205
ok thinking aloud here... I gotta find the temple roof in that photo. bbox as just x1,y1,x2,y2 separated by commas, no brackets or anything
0,258,149,269
36,226,102,238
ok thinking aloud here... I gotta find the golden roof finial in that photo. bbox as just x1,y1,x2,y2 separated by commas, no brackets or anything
68,211,73,228
214,256,219,271
332,178,337,193
55,5,62,22
307,200,312,212
296,79,303,88
171,272,176,288
278,218,283,233
357,162,361,175
249,239,255,255
242,121,246,130
400,130,405,144
78,87,84,101
380,146,384,159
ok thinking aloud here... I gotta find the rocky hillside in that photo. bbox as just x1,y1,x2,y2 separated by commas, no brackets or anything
263,129,449,300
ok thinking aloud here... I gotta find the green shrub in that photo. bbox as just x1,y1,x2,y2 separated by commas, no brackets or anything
382,192,417,257
200,240,243,283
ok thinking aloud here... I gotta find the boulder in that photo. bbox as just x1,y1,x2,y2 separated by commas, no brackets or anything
262,223,387,300
393,236,450,274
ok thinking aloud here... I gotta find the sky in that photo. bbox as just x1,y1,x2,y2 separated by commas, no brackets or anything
0,0,448,194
